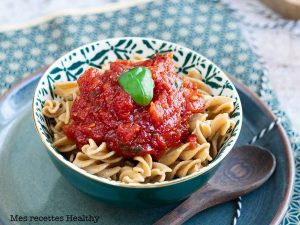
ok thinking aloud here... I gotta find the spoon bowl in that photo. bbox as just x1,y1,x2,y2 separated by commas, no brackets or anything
210,145,276,194
154,145,276,225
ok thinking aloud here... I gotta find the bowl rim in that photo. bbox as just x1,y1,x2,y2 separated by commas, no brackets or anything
32,37,243,188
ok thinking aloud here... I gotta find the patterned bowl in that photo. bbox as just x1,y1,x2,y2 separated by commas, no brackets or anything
32,37,242,208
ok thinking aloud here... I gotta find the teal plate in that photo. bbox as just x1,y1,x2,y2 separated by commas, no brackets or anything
0,70,294,225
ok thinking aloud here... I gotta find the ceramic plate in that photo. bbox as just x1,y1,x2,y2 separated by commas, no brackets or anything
0,70,294,225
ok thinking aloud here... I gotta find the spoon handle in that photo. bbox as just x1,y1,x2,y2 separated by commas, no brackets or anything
153,185,224,225
154,145,276,225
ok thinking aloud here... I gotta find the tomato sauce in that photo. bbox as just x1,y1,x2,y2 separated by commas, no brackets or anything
64,53,205,159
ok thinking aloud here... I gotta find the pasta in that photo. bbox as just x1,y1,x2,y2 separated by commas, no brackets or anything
42,100,65,118
57,100,73,124
191,113,235,158
81,139,123,164
42,55,236,184
52,135,77,153
53,81,79,100
119,166,145,183
73,152,121,180
185,70,213,95
205,96,235,119
146,162,172,183
167,159,202,180
158,143,211,180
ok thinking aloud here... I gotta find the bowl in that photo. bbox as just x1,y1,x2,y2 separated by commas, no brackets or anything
32,37,242,208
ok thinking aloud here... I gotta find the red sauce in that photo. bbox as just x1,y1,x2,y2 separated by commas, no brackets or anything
186,134,198,149
64,53,205,159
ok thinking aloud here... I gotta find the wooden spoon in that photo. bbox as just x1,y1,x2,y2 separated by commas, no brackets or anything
154,145,276,225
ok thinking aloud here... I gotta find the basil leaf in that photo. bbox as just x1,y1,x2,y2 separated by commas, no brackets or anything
118,66,154,106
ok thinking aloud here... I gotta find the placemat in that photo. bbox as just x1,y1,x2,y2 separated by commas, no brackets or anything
0,0,299,224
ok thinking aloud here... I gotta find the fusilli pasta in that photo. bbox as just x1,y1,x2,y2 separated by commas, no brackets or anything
82,139,123,164
73,152,121,180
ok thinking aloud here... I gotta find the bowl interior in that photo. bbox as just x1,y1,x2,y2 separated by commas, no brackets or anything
33,37,242,187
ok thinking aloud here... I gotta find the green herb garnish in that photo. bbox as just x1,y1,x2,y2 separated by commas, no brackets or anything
118,66,154,106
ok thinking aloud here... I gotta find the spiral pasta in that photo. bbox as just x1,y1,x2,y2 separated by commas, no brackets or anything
52,134,77,153
133,154,152,177
131,154,172,182
53,81,79,100
119,166,145,183
167,159,202,180
73,152,121,180
57,100,73,124
42,64,236,184
209,114,235,157
186,70,212,95
44,99,76,153
158,142,212,180
53,119,65,132
81,139,123,164
189,113,211,144
190,113,235,158
42,100,65,118
146,162,172,183
205,96,235,119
